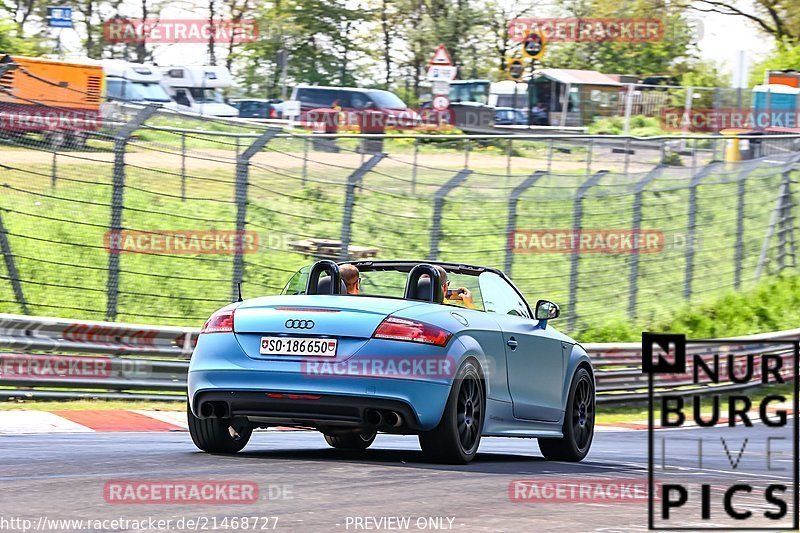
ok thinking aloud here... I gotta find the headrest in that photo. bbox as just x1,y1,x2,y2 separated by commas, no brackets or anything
317,276,347,295
415,277,433,302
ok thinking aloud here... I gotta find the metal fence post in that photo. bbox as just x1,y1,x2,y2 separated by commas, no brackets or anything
105,104,160,322
776,165,798,271
568,170,608,330
180,132,187,201
622,84,634,135
623,137,632,176
51,148,57,190
0,210,29,314
683,161,722,300
506,139,513,183
585,139,593,176
754,156,800,281
733,161,760,289
230,128,280,302
339,153,386,261
411,137,419,195
504,171,547,276
560,83,571,127
302,136,309,187
628,165,664,318
429,170,472,261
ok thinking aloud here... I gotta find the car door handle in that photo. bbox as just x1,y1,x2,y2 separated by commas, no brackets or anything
507,338,518,349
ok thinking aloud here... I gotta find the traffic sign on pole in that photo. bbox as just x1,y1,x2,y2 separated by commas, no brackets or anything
47,6,73,28
432,95,450,111
521,30,546,60
429,44,453,66
506,58,525,80
427,65,457,81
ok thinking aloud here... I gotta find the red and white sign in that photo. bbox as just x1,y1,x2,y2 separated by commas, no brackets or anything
432,95,450,111
429,44,453,66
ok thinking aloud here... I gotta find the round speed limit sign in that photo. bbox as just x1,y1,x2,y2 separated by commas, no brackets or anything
432,95,450,111
522,31,546,59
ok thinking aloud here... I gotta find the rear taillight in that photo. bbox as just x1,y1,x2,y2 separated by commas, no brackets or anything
200,308,234,334
269,108,277,118
373,316,452,347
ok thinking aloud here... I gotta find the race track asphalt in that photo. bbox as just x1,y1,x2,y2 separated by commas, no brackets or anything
0,423,795,532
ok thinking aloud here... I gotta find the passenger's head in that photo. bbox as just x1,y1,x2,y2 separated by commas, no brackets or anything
434,265,448,302
340,264,360,295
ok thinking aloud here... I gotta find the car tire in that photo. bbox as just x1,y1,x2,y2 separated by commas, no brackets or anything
187,403,253,453
323,431,376,450
538,367,594,462
419,360,484,464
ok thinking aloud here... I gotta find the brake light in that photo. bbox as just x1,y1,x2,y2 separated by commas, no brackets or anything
269,108,277,118
373,316,452,347
200,308,234,334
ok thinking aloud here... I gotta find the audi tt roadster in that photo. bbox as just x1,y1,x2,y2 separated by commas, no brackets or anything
187,260,595,464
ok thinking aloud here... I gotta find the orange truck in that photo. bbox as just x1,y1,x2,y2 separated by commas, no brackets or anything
0,55,104,147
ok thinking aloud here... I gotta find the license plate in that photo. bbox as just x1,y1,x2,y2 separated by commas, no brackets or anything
259,336,337,357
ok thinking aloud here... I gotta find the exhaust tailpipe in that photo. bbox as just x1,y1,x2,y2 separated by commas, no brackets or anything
212,402,230,419
365,409,383,426
384,411,402,428
199,402,214,418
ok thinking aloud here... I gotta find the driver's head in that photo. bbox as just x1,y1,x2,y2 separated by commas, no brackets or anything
340,264,360,295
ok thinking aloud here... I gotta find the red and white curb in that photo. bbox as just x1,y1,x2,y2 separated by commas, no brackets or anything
0,410,304,434
1,402,792,434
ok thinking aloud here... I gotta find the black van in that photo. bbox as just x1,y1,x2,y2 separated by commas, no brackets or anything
290,86,417,124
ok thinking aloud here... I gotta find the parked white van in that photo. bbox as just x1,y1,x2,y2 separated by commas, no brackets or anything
159,66,238,117
102,60,176,108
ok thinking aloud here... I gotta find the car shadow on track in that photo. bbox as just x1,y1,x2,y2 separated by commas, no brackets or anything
227,447,644,476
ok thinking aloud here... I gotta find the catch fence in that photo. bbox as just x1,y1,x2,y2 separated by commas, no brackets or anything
0,100,799,333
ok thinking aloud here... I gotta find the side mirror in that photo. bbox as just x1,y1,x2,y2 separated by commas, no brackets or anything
535,300,560,321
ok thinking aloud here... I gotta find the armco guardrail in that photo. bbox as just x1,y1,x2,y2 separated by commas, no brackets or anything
0,314,795,403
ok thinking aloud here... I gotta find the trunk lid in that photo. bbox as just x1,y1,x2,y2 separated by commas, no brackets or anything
233,295,424,361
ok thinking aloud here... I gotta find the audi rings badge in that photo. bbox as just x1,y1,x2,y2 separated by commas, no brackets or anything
285,319,315,329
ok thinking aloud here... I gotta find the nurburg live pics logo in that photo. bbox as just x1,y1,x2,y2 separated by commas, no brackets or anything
643,332,799,530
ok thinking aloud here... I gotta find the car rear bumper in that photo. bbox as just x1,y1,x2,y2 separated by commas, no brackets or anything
188,369,451,431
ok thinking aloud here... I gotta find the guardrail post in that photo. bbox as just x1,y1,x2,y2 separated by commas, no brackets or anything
231,127,280,303
628,165,664,318
429,170,472,261
568,170,608,330
733,161,761,289
339,153,385,261
0,210,29,314
105,105,160,322
504,171,547,276
683,161,722,300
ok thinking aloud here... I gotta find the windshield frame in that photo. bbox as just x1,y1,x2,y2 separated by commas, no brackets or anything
281,260,531,315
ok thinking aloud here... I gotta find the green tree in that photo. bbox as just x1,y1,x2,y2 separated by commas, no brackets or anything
749,39,800,86
238,0,370,96
0,17,40,54
542,0,697,76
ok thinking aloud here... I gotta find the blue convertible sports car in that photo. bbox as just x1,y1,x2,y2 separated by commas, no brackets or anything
188,260,595,464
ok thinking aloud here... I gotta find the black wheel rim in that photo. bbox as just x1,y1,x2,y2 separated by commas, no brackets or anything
571,375,594,451
457,375,482,452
